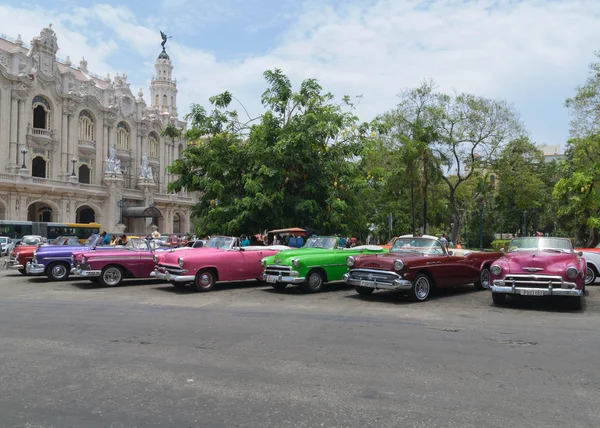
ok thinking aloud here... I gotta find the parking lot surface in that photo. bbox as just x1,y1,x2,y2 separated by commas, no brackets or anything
1,268,599,427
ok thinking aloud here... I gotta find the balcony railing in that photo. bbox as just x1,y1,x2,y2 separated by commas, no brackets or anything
78,139,96,153
31,128,51,136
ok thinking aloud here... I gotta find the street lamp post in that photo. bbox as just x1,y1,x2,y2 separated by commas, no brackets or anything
20,148,28,170
117,200,125,225
71,158,77,177
522,210,528,237
478,200,484,251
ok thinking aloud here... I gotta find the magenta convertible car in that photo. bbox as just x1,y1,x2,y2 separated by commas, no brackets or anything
489,236,586,310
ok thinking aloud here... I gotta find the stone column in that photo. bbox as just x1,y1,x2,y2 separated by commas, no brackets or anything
60,113,68,178
17,99,26,169
103,174,125,233
8,96,18,170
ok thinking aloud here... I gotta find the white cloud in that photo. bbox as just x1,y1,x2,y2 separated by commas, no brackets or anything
2,0,600,146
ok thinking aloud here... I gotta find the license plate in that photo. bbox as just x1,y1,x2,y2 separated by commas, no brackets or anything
266,276,277,284
360,280,373,287
520,289,544,296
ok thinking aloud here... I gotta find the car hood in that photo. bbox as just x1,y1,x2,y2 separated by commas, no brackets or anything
159,247,223,265
498,250,580,274
354,252,426,270
271,248,335,261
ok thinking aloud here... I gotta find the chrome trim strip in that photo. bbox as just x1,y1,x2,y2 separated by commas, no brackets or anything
262,273,306,284
343,273,412,290
491,283,583,297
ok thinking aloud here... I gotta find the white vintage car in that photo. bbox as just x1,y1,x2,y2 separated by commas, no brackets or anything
577,245,600,285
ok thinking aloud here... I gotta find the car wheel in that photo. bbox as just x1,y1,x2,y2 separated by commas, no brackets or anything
491,292,507,305
47,262,70,281
271,283,288,290
355,285,374,295
18,268,27,275
585,264,596,285
408,273,432,302
99,265,123,287
474,267,491,290
170,281,186,289
301,270,325,293
194,269,216,292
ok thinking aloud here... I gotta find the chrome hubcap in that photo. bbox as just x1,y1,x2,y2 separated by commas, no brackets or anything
104,268,121,286
199,273,212,288
481,269,490,289
585,268,594,284
415,277,430,300
52,264,67,279
309,273,322,289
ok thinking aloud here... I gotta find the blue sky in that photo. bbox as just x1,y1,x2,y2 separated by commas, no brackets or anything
2,0,600,149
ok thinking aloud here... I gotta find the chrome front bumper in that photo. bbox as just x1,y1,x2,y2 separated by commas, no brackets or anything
152,269,195,283
25,262,45,275
343,271,412,291
262,273,306,284
72,267,101,277
491,278,584,297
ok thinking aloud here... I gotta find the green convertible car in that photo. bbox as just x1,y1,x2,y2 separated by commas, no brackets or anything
262,236,388,292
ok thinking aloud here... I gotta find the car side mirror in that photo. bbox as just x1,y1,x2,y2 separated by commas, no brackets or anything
500,248,506,254
578,251,583,257
447,250,453,256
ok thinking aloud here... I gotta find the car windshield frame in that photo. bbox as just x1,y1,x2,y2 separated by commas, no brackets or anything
390,237,447,255
205,236,236,250
508,237,573,253
303,237,337,250
124,238,150,252
0,237,8,243
21,237,41,245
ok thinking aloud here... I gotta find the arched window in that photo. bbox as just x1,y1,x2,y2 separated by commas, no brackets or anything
78,110,95,142
155,94,159,106
171,96,174,106
148,133,159,158
79,164,91,184
116,122,130,150
162,95,167,106
32,95,51,130
178,143,183,159
32,156,47,178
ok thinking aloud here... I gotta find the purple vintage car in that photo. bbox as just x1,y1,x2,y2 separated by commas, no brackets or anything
489,237,586,310
71,238,171,286
25,235,116,280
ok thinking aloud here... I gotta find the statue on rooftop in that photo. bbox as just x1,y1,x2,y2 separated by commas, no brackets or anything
160,31,171,48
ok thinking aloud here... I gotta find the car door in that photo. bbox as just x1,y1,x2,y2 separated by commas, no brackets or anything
230,248,262,280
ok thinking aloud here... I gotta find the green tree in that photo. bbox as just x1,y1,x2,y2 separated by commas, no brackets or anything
168,69,371,236
381,81,523,243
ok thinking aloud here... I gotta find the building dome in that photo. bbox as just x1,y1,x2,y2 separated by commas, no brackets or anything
158,48,170,60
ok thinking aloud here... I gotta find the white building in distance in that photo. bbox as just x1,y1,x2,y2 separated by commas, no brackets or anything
0,24,194,235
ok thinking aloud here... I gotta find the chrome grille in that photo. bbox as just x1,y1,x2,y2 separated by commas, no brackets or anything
504,274,566,288
348,268,400,284
156,264,183,275
265,265,292,276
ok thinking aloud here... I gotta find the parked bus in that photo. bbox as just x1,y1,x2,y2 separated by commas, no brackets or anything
0,221,101,243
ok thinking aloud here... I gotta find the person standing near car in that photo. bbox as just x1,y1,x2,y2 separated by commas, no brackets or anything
440,233,449,250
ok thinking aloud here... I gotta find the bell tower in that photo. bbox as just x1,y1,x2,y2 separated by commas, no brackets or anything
149,44,178,117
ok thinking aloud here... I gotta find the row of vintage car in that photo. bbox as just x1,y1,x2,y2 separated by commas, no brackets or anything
4,233,593,309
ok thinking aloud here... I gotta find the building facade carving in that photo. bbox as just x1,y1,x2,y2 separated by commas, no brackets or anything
0,24,194,234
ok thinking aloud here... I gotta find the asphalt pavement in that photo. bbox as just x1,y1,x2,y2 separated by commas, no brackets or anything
0,268,599,428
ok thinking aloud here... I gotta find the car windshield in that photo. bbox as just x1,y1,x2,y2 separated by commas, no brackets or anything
508,237,573,253
22,237,41,245
0,238,7,244
206,237,235,249
304,237,337,249
53,237,67,245
391,237,446,255
85,234,100,247
124,238,149,251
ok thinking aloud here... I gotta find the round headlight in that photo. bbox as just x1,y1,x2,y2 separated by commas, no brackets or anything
15,252,20,258
261,258,267,267
566,267,578,279
491,265,502,275
393,259,404,271
346,256,355,267
178,257,184,268
153,254,158,263
292,258,299,268
81,256,86,264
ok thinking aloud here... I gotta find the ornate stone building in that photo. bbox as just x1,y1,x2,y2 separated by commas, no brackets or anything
0,24,194,235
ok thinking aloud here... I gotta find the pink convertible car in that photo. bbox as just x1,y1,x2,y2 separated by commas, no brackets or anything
71,238,171,286
489,236,586,310
152,236,289,291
